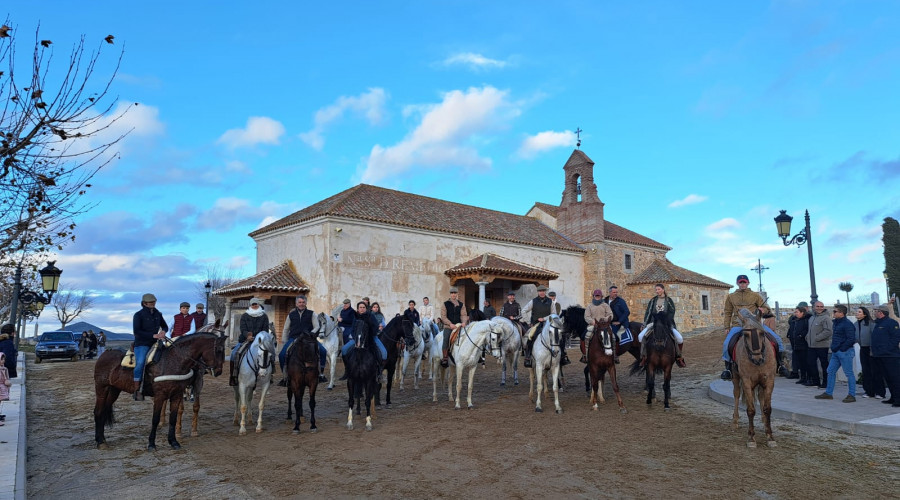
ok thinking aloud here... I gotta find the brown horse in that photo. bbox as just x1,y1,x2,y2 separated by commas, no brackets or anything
587,318,626,413
158,322,229,439
731,308,777,448
286,333,321,434
93,329,226,450
629,311,676,410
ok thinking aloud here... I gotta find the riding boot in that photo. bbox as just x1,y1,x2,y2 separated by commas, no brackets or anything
318,367,327,383
639,341,647,367
775,351,789,377
561,348,571,366
579,340,587,363
133,380,144,401
523,339,533,368
721,361,733,381
277,378,287,387
441,349,449,368
676,343,686,368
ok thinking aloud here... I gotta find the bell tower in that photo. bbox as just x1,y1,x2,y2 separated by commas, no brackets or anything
556,149,605,243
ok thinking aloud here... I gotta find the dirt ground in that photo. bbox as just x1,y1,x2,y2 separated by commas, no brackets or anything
26,331,899,499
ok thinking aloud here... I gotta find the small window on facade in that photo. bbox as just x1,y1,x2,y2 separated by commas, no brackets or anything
624,253,633,271
701,294,710,311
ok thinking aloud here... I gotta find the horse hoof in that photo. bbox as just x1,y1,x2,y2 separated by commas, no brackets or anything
327,386,333,391
239,429,247,436
310,427,317,433
535,407,543,413
365,424,373,431
747,441,757,448
386,404,392,409
292,429,300,435
620,408,628,414
256,428,263,434
147,445,156,452
500,382,505,387
767,441,777,448
347,423,354,430
97,442,109,450
556,409,563,414
468,405,474,410
171,442,181,450
664,407,672,412
514,381,519,386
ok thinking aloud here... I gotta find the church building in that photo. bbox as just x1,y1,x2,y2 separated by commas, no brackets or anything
215,149,730,342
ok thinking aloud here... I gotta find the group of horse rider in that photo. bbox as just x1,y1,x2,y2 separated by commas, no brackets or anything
131,294,208,401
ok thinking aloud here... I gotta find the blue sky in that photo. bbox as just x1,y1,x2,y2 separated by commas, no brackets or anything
6,1,899,334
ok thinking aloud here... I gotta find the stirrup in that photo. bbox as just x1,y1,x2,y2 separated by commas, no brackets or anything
676,358,686,368
579,354,587,364
523,357,532,368
440,358,449,368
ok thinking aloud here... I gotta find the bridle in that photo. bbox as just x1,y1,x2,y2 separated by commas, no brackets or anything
741,327,768,366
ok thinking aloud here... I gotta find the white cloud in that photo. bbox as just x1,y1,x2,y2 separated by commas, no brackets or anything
517,130,576,159
196,198,293,232
299,88,387,150
706,218,741,231
668,194,709,208
442,52,508,71
361,86,518,183
847,242,881,263
217,116,285,149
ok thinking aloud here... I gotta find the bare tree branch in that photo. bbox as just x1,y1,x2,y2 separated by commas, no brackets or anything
51,285,94,328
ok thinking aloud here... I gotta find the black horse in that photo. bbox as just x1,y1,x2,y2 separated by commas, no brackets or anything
343,319,380,430
376,315,414,409
287,334,320,433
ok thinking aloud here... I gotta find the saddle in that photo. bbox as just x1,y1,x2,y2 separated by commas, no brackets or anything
448,325,463,346
121,340,167,369
229,341,252,386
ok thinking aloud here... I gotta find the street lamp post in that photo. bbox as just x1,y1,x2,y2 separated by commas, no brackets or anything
204,281,212,326
8,261,62,349
775,210,817,304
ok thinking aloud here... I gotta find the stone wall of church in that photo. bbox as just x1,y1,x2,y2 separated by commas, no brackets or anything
255,217,585,319
624,283,729,332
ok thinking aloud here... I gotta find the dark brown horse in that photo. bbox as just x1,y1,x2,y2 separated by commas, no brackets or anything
286,333,321,433
629,311,676,410
376,316,413,409
93,329,226,450
159,322,229,439
731,308,777,448
587,318,626,413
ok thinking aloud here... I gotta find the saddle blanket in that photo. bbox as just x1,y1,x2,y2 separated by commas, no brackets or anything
120,341,165,369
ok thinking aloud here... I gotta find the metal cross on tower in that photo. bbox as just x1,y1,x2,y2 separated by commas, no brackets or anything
575,127,583,149
751,259,770,292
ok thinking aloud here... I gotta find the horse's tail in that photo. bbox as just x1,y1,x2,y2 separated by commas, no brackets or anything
628,359,645,376
95,385,117,428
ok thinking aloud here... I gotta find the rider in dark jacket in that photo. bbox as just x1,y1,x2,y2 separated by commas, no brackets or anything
132,293,168,401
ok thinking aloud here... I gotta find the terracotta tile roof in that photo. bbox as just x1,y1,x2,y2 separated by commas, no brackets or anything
603,221,671,250
530,202,560,217
214,261,310,297
445,253,559,281
628,259,731,288
250,184,584,252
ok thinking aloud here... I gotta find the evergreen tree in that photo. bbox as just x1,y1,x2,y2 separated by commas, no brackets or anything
883,217,900,300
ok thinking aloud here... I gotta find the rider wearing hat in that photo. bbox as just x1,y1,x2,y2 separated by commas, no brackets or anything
132,293,168,401
440,287,469,367
191,303,207,330
499,291,521,322
522,285,563,367
278,295,327,385
169,301,195,338
582,289,613,363
720,275,787,380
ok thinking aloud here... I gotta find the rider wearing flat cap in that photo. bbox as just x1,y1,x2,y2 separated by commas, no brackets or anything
521,285,568,367
440,287,469,367
132,293,168,401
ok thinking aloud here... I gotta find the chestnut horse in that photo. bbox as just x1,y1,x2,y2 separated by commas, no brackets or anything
731,308,777,448
93,329,226,450
629,311,676,410
587,318,626,413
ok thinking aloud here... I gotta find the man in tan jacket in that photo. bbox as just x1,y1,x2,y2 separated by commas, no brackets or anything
723,275,764,327
582,289,614,363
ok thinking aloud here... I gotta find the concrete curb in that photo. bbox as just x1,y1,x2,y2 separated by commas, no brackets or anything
15,352,25,500
708,379,900,441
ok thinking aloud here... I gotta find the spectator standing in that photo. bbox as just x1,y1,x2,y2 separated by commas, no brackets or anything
787,304,811,384
806,302,833,388
483,299,496,319
96,330,107,358
855,307,882,399
871,303,900,407
815,304,857,402
0,324,17,379
0,352,10,423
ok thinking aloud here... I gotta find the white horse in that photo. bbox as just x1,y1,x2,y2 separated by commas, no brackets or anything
447,320,498,409
399,322,427,390
419,318,439,379
429,327,449,402
490,317,522,386
316,312,340,390
232,330,276,435
528,314,564,413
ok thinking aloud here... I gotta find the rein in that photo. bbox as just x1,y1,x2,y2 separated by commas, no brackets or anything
159,333,222,376
539,323,561,357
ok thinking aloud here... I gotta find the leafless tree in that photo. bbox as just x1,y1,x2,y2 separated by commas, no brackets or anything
1,21,134,264
198,265,239,324
52,285,95,328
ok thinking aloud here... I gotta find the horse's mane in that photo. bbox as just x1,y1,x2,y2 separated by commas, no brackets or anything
172,331,221,344
562,305,588,337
